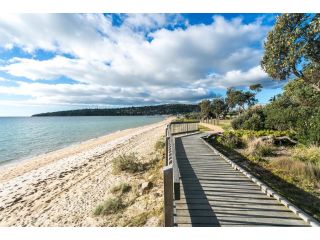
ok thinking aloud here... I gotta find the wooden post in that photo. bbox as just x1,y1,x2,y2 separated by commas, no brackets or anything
163,166,174,227
165,136,169,166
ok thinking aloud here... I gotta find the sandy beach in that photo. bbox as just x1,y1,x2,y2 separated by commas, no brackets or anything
0,117,172,226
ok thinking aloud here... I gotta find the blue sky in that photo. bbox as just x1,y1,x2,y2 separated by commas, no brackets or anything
0,13,284,116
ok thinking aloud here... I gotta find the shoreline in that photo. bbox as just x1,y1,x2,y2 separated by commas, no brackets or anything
0,116,169,183
0,115,166,170
0,117,173,226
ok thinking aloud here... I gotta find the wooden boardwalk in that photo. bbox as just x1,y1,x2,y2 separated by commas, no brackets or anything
174,133,308,227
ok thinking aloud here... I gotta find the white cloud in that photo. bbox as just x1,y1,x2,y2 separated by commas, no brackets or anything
0,14,274,107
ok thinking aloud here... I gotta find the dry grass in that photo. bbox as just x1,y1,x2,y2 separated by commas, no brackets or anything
93,197,125,216
217,119,232,131
112,153,145,174
271,158,320,182
155,139,165,152
245,138,275,159
110,183,132,195
199,124,211,132
94,136,165,226
292,145,320,166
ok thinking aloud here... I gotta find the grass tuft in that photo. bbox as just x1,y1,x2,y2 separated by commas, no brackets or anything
93,197,125,216
217,132,245,148
126,212,149,226
155,139,165,152
112,153,145,174
110,183,132,195
246,139,275,158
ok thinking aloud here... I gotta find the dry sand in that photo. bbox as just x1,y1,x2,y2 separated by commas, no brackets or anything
0,117,172,226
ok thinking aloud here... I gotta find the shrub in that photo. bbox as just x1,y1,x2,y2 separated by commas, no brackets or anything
292,145,320,166
110,183,132,195
231,106,265,130
112,153,145,174
271,158,320,182
217,132,245,148
246,138,275,158
295,110,320,146
264,104,298,131
232,129,294,138
93,197,125,216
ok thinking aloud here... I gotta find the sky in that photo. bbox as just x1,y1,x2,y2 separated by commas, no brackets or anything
0,13,285,116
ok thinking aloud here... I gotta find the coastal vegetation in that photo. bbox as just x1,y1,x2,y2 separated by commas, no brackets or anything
201,13,320,220
93,138,165,226
94,197,126,216
32,104,200,117
112,153,146,174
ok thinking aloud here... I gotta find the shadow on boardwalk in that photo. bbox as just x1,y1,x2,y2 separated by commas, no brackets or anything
174,133,309,227
175,137,220,226
209,139,320,222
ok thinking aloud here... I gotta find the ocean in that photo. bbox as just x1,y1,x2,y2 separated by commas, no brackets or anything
0,116,164,165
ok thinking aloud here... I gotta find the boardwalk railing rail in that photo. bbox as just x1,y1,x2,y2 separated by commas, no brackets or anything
163,121,200,227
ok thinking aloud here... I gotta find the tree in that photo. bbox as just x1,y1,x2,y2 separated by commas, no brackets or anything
263,78,320,144
226,88,257,114
199,100,212,119
261,13,320,91
211,98,228,119
231,106,266,131
249,83,263,92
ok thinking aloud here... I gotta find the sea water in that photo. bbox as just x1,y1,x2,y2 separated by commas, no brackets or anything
0,116,164,165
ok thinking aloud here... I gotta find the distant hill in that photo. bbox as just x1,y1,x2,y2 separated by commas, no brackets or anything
32,104,200,117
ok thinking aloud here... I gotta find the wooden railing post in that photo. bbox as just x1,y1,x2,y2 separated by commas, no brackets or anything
163,165,174,227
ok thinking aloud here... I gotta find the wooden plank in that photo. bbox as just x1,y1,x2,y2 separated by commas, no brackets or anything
172,133,309,227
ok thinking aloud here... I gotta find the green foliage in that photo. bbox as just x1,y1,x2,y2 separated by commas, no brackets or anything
112,153,145,174
284,79,320,107
263,79,320,145
199,100,212,118
292,145,320,166
93,197,125,216
295,110,320,145
226,87,257,113
184,112,200,120
32,104,200,116
226,129,293,138
217,132,245,149
211,98,228,119
231,106,265,130
231,78,320,146
261,13,320,91
249,83,263,92
263,100,299,131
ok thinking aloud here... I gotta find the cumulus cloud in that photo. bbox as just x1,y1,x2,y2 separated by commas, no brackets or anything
0,14,274,107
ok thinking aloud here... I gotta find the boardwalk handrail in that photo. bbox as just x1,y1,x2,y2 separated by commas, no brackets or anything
163,121,199,227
